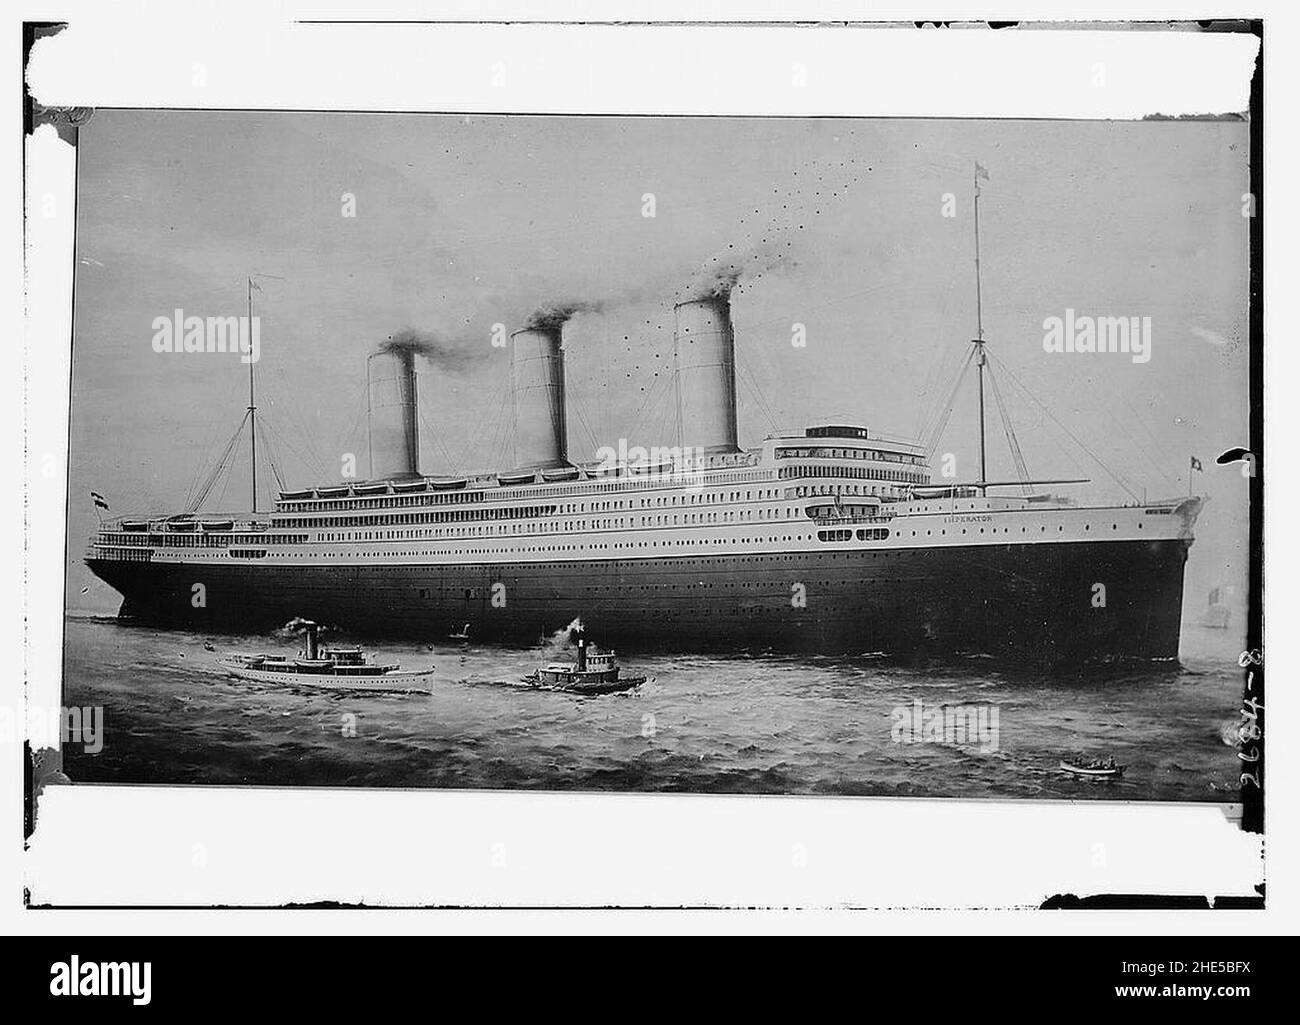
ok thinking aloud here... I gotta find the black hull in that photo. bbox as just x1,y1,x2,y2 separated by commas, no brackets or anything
523,676,647,696
86,538,1191,664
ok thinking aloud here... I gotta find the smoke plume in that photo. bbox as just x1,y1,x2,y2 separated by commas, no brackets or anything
539,616,584,653
273,617,331,640
687,239,797,303
377,327,485,373
524,301,604,333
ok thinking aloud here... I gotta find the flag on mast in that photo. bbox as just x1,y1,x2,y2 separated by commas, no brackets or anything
1190,455,1203,473
90,491,109,511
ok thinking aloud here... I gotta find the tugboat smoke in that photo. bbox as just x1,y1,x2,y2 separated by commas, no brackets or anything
541,616,584,652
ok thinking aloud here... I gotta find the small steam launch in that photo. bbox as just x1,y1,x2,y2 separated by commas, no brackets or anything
87,168,1202,664
216,620,435,693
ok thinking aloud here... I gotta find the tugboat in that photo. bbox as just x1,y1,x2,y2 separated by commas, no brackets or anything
1059,755,1125,780
216,620,434,693
522,632,646,695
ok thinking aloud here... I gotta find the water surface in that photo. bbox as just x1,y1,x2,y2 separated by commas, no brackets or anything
61,615,1244,801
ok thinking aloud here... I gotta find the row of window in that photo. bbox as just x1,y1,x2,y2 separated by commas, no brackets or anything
277,466,779,513
279,491,483,512
271,506,558,529
776,447,925,466
104,533,310,548
817,528,891,542
778,465,929,484
276,488,795,528
92,547,152,561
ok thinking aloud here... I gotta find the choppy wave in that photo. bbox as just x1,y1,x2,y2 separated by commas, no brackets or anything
60,617,1247,801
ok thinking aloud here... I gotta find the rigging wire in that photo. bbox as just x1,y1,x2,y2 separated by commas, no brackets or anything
566,389,604,457
651,372,679,450
186,411,250,513
920,344,976,455
212,432,240,512
417,402,461,476
479,378,512,472
266,361,329,479
494,377,517,472
260,414,319,490
987,350,1142,502
623,371,673,449
985,360,1033,494
329,379,371,481
654,368,682,445
735,355,782,434
912,244,966,440
181,368,245,509
1116,392,1180,492
735,361,781,436
255,417,289,494
917,342,976,448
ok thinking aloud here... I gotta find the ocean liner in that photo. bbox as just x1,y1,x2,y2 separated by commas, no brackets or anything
84,180,1202,663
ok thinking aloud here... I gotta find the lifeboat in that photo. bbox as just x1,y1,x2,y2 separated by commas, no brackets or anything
430,477,468,491
628,461,675,477
541,466,580,482
352,482,390,496
1060,757,1125,780
497,470,536,486
391,479,429,493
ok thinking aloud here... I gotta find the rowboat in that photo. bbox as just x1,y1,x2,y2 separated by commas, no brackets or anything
1060,758,1125,780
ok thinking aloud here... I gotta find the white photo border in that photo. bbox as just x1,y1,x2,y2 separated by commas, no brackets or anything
14,5,1270,915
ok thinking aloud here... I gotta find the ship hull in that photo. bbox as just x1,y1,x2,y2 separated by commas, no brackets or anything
87,537,1191,664
215,660,435,693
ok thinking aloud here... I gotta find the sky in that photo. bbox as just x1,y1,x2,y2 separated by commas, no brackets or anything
65,111,1251,621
